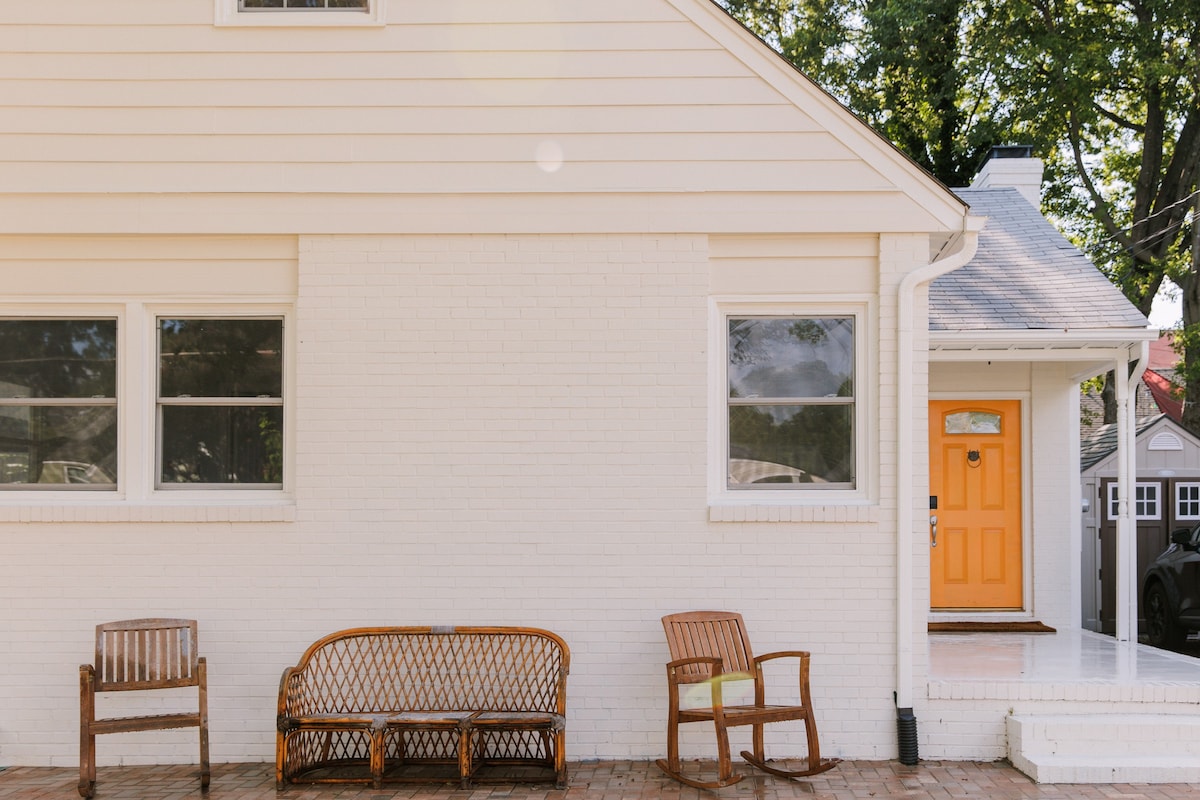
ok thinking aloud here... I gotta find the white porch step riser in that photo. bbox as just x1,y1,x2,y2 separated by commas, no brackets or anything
1008,714,1200,783
1011,755,1200,785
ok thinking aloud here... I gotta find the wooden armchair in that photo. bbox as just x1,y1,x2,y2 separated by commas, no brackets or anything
78,619,210,798
655,611,838,789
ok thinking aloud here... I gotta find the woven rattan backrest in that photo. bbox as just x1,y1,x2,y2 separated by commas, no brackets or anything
661,611,755,684
285,626,569,716
94,618,200,692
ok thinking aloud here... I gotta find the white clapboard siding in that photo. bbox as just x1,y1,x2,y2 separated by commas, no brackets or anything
0,235,297,298
0,2,904,203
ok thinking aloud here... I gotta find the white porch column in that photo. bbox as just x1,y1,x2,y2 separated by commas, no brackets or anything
1115,343,1149,642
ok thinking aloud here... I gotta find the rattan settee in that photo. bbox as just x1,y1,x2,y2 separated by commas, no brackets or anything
275,626,569,790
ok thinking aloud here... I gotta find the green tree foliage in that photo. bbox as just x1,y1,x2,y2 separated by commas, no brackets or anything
720,0,1200,428
720,0,1010,186
980,0,1200,426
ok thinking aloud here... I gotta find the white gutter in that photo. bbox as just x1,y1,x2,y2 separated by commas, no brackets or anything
895,221,980,712
1115,340,1150,642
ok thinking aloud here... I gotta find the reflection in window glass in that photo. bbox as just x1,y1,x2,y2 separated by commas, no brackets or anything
0,319,117,489
727,317,854,489
158,319,283,487
944,411,1001,434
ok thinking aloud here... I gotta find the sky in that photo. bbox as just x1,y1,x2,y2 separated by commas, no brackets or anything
1150,281,1183,330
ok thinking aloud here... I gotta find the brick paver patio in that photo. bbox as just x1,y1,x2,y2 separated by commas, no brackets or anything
3,760,1200,800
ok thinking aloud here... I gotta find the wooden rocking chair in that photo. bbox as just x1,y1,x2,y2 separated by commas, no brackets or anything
79,619,210,798
655,611,839,789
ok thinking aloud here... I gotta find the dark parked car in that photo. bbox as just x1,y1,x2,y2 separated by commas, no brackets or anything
1143,526,1200,649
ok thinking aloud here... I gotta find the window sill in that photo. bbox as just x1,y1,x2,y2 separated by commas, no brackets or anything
0,501,296,523
708,502,878,523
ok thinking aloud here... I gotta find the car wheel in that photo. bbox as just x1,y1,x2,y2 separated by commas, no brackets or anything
1145,581,1183,649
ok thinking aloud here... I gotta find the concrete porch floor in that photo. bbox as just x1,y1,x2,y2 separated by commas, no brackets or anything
4,760,1200,800
929,627,1200,685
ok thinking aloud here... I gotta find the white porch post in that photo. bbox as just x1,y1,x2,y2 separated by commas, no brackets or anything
1115,343,1149,643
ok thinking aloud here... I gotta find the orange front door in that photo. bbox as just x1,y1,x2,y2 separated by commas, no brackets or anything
929,400,1023,610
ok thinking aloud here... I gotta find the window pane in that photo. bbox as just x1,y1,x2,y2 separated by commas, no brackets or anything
729,405,853,487
160,319,282,398
0,406,116,487
944,411,1001,434
728,318,853,399
161,406,283,485
0,320,115,399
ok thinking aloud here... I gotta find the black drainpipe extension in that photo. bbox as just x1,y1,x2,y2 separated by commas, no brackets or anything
896,704,919,765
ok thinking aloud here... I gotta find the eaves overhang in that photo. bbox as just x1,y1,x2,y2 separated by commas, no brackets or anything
930,328,1159,380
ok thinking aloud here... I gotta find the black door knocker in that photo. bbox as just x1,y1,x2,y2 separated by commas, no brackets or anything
967,449,981,467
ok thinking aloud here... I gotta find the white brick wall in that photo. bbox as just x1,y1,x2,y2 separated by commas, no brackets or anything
0,233,912,767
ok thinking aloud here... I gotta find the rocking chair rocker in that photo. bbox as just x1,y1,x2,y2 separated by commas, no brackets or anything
655,610,839,789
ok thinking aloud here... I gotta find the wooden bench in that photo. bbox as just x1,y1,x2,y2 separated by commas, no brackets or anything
275,625,569,790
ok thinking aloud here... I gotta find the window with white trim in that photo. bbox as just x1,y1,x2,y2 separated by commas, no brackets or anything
0,309,288,497
240,0,366,10
1107,481,1161,521
725,315,856,490
0,319,117,489
216,0,385,25
158,318,283,488
1177,482,1200,521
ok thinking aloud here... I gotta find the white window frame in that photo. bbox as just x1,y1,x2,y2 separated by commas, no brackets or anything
1107,481,1161,522
1176,482,1200,521
155,314,285,491
0,302,294,511
215,0,385,26
144,304,292,501
709,297,873,509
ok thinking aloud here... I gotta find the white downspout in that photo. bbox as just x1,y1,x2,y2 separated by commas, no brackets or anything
896,221,979,714
1115,341,1149,642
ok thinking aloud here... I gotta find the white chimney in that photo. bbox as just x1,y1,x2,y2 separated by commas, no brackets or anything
971,145,1044,206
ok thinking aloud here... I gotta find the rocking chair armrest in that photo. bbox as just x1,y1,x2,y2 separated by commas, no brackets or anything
753,650,811,665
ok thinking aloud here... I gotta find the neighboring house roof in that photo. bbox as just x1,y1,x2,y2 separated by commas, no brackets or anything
929,188,1150,333
1143,368,1184,423
1078,334,1184,443
1080,414,1168,472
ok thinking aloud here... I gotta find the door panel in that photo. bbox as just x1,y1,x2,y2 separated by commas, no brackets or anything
930,400,1023,610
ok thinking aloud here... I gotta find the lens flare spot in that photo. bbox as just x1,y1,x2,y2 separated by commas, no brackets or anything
536,140,564,173
681,674,755,708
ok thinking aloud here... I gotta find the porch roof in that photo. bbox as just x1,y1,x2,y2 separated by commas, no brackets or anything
929,188,1151,339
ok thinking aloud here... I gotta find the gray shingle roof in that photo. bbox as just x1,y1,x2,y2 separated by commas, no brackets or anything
1079,414,1165,472
930,188,1150,332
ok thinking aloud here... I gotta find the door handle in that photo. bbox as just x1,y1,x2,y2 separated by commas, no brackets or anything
930,515,938,548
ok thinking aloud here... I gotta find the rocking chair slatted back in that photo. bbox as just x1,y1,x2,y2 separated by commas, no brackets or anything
661,610,754,683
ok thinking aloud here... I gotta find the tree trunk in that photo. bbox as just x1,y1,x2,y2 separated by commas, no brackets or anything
1101,370,1118,425
1184,193,1200,435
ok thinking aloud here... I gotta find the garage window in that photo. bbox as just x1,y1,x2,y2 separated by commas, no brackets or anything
1107,482,1161,521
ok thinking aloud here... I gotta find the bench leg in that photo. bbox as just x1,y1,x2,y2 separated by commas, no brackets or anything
457,726,473,789
369,722,387,790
